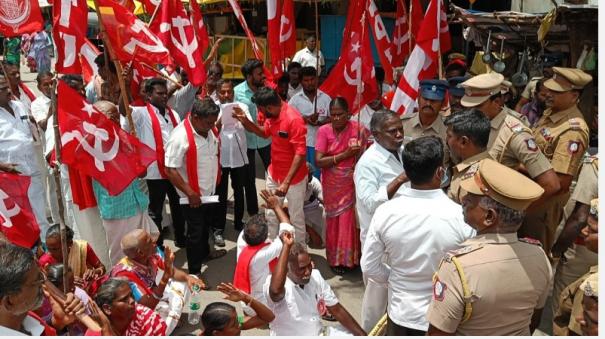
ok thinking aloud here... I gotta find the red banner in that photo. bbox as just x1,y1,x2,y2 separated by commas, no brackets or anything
368,0,393,84
0,0,43,37
0,173,40,248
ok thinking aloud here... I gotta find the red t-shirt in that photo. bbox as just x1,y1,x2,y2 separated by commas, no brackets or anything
38,243,101,270
263,103,308,185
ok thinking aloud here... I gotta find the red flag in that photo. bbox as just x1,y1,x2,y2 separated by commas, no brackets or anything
390,0,451,115
80,38,101,84
97,0,172,66
0,0,44,37
320,0,377,114
189,1,209,56
0,173,40,248
150,0,206,86
140,0,159,14
367,0,393,84
53,0,89,74
130,61,155,104
267,0,282,76
392,0,411,67
227,0,274,85
280,0,296,62
57,80,157,196
410,0,423,39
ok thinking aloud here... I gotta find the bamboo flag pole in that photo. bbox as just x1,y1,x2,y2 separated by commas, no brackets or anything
92,0,136,137
49,79,70,294
312,0,320,119
356,12,366,142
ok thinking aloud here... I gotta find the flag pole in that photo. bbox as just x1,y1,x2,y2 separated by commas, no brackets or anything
49,78,70,294
312,0,320,118
356,12,366,142
408,0,413,56
92,0,137,138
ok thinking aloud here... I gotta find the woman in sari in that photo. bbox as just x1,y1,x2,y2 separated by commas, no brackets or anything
94,278,167,336
27,30,52,73
315,97,370,274
39,224,106,291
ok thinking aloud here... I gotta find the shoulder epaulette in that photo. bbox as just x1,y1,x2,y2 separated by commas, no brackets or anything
568,118,583,130
445,244,484,262
519,237,542,247
401,112,417,120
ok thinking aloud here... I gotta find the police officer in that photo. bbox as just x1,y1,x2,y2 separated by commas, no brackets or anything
445,76,469,116
525,67,592,252
552,198,598,336
460,73,560,211
402,79,450,165
551,154,598,314
444,109,491,204
426,159,551,336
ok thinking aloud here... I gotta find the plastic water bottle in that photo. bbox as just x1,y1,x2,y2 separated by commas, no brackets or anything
188,284,202,325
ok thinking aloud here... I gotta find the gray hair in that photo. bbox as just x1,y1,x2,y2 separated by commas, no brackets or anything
288,242,308,265
94,277,129,309
0,243,36,298
244,214,269,246
478,196,525,228
370,109,398,133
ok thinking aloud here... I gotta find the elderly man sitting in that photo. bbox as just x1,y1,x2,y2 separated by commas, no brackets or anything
110,229,206,334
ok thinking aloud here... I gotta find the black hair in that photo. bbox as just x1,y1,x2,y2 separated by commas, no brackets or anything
445,62,466,76
243,214,268,246
216,78,233,90
370,109,398,133
46,263,70,288
375,67,385,83
305,34,316,41
251,87,281,107
535,79,545,94
46,224,74,242
191,97,220,118
299,66,317,78
201,302,236,336
208,61,224,74
444,109,490,148
0,242,36,298
287,62,302,72
36,71,53,83
278,74,290,86
94,277,129,309
145,77,167,94
329,96,349,112
241,59,264,78
93,53,116,73
402,136,444,185
60,74,83,86
488,92,502,102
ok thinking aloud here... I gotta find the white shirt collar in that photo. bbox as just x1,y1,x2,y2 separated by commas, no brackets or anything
0,314,45,336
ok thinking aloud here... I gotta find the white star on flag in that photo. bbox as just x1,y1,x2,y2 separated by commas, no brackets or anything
351,41,361,53
81,103,95,117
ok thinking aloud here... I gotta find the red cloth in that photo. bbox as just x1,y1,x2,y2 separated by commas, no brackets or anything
0,1,44,37
27,311,57,336
263,103,308,185
67,166,97,209
233,242,277,293
52,0,88,75
38,243,101,269
18,82,36,101
368,0,394,84
0,173,40,248
183,118,221,195
146,103,178,178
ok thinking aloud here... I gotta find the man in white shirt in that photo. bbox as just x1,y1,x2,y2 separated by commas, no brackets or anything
127,78,185,249
292,35,325,75
286,62,302,100
0,74,49,238
234,190,294,313
264,232,365,336
353,109,408,331
3,62,34,112
361,136,475,335
215,79,254,245
288,66,331,178
165,98,225,275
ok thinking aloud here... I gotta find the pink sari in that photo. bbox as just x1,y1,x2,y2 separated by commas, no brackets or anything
316,121,369,267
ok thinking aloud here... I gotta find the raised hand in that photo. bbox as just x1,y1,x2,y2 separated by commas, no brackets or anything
260,189,281,210
217,282,249,303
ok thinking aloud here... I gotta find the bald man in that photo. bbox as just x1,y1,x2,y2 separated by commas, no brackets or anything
110,229,205,334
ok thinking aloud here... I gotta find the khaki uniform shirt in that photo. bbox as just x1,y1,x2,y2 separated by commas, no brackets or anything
532,105,589,177
427,233,552,336
553,265,598,336
447,151,490,204
571,154,598,206
402,112,450,164
488,109,552,178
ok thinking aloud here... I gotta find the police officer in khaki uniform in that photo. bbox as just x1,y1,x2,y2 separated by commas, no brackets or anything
552,198,598,336
551,154,598,313
444,109,491,204
426,159,552,336
460,73,560,211
402,80,450,165
525,67,592,252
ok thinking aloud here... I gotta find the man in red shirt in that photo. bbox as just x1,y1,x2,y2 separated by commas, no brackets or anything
234,87,308,245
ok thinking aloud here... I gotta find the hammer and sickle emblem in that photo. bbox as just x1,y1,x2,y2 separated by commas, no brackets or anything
61,122,120,172
280,14,293,43
0,188,20,228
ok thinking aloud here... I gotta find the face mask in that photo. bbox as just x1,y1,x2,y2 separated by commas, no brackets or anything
440,167,450,188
